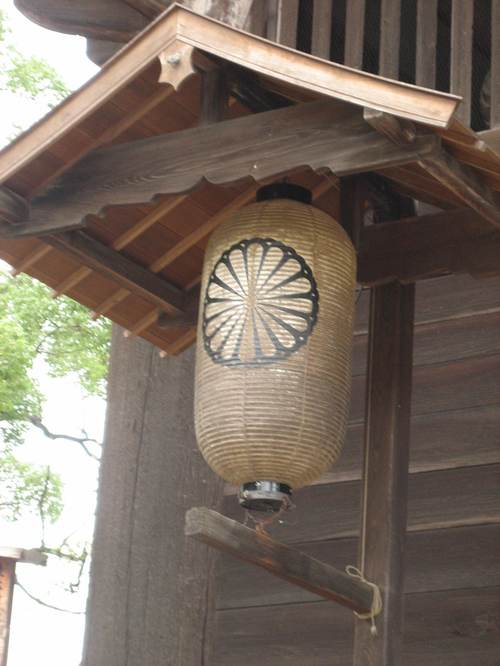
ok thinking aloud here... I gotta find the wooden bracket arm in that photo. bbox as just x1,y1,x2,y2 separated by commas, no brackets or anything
0,187,30,226
185,507,375,615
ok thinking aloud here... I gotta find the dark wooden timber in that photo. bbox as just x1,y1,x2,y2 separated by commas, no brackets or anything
492,0,500,128
200,68,228,125
339,176,367,250
277,0,299,47
158,286,199,329
450,0,473,125
0,187,29,225
185,507,374,614
416,0,438,88
217,524,500,609
353,282,415,665
214,586,500,665
358,207,500,284
46,231,186,313
417,148,500,229
363,110,416,146
0,100,439,239
0,558,15,666
379,0,401,79
311,0,333,59
344,0,365,69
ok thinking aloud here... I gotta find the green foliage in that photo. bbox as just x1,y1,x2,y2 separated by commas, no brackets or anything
0,272,111,447
0,8,69,125
0,453,63,523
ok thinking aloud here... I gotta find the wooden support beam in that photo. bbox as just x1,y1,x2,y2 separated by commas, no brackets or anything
364,109,500,230
158,286,200,329
344,0,365,69
46,231,186,314
359,208,500,283
0,187,29,226
185,507,375,615
415,0,438,88
379,0,401,79
353,282,415,665
0,558,15,666
491,0,500,128
311,0,333,59
200,68,228,125
2,100,439,239
418,148,500,229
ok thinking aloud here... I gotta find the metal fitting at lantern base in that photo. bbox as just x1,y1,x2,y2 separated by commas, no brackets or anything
239,481,292,513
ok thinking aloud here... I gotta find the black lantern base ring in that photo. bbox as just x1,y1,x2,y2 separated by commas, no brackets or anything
239,481,292,513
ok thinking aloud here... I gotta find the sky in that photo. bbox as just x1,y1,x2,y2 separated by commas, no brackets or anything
0,1,102,663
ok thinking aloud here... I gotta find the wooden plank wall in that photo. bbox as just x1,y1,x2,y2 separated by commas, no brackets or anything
213,270,500,665
273,0,497,130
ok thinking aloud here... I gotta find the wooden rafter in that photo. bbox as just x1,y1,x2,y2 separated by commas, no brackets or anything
0,187,30,225
1,100,439,240
46,231,186,314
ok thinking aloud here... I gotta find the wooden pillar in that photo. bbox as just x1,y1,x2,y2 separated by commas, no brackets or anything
82,327,224,665
352,282,415,665
0,558,15,666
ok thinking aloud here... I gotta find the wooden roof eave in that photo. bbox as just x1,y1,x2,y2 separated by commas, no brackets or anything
0,3,461,189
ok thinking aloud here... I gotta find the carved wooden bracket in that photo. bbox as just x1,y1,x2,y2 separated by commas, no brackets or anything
158,41,197,90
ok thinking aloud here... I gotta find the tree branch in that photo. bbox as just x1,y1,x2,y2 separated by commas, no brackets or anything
29,416,101,460
15,577,85,615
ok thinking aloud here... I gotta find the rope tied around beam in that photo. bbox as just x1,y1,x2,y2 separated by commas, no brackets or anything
345,566,383,636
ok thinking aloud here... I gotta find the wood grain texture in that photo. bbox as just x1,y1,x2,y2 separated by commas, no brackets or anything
450,0,474,125
359,207,500,284
379,0,401,78
46,231,186,313
4,101,439,239
415,0,438,87
185,507,374,614
354,282,415,665
222,464,500,544
0,187,29,225
491,0,500,128
418,147,500,229
82,331,224,666
277,0,299,47
213,587,500,665
312,0,333,59
344,0,365,69
216,524,500,609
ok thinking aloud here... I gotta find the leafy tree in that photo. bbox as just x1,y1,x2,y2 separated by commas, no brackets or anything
0,7,110,609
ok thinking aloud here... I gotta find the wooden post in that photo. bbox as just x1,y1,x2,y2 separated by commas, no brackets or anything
352,281,415,665
0,558,15,666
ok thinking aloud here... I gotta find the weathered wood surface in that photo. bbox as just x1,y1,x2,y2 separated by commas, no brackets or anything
492,0,500,128
14,0,147,41
0,187,29,226
0,559,15,666
311,0,333,59
344,0,365,69
82,331,224,666
4,100,439,238
417,148,500,229
415,0,438,88
354,282,415,665
379,0,401,79
214,587,500,665
277,0,299,48
223,464,500,544
359,207,500,284
46,231,186,314
185,507,374,614
450,0,474,125
217,524,500,609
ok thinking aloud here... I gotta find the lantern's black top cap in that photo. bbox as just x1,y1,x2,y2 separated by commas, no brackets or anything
257,183,312,205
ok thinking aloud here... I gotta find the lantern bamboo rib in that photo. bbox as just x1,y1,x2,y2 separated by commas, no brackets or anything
124,179,335,342
195,197,356,489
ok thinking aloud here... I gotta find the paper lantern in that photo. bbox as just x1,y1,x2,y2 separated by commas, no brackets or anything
194,184,356,511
